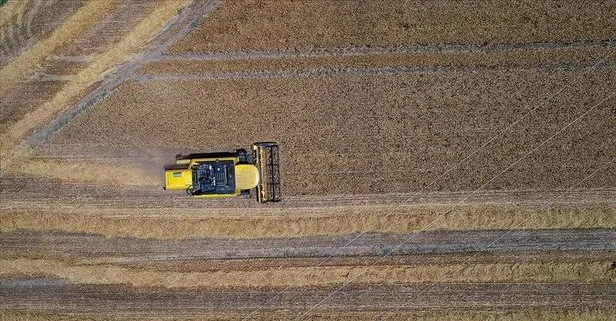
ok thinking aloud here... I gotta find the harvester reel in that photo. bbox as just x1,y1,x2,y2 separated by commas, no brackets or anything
252,142,281,203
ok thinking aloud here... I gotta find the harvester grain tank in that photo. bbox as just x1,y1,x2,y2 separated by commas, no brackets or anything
163,142,280,203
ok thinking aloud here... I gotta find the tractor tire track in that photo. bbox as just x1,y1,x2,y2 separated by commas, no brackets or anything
75,251,616,272
132,61,614,82
21,0,221,150
0,0,87,69
24,0,43,40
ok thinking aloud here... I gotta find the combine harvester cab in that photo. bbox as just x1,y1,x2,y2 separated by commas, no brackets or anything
163,142,280,203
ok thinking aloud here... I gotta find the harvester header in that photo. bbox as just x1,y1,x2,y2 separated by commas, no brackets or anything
163,142,281,203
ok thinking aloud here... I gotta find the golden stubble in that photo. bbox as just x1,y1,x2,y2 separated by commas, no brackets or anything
8,159,160,186
2,204,615,239
0,0,32,27
1,258,613,288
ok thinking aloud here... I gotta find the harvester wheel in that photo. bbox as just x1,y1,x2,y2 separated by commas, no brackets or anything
185,186,196,196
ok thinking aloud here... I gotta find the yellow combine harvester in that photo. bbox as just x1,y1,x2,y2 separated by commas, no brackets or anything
163,142,280,203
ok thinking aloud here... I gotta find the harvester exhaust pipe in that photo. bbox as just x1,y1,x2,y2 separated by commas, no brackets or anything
252,142,281,203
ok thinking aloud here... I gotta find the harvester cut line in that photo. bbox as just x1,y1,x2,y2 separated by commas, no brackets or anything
133,61,613,82
4,186,613,215
156,40,616,61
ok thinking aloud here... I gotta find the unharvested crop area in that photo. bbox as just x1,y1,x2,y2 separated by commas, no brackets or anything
1,0,616,320
53,68,616,195
168,0,616,52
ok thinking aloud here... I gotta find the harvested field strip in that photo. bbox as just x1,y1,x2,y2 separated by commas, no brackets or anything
21,74,74,82
2,205,614,239
3,281,614,315
36,59,89,75
3,174,614,210
0,0,119,88
0,81,67,133
97,251,616,272
7,310,616,321
0,0,187,165
141,46,616,75
169,0,616,52
7,159,160,186
3,229,613,265
1,259,613,288
282,310,616,321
